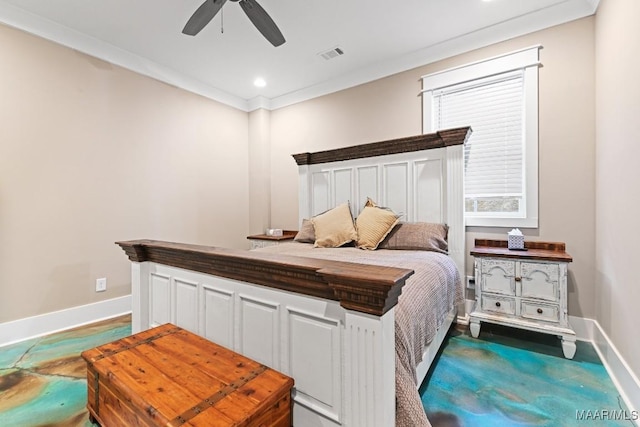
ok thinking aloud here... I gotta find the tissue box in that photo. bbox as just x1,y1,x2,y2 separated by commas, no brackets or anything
266,228,283,237
508,233,525,250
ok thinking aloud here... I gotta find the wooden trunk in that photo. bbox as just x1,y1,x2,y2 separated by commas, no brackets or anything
81,324,293,427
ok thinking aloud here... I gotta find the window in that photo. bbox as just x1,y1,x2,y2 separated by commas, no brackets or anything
422,46,541,228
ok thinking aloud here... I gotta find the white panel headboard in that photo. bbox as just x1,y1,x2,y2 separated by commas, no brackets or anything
305,149,445,222
292,128,470,284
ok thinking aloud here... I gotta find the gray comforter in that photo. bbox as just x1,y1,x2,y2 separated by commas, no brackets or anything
256,242,463,426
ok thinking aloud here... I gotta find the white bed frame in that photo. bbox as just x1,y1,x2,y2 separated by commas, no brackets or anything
119,128,470,427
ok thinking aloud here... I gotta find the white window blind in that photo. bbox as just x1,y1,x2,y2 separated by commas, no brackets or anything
433,71,525,214
422,46,540,228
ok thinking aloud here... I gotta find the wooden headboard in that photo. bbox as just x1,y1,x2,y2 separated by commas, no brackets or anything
292,127,471,281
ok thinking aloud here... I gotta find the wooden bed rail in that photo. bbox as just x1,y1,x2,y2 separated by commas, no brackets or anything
116,240,414,316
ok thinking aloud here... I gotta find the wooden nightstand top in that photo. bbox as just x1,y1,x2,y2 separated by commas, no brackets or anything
246,230,297,241
471,239,573,263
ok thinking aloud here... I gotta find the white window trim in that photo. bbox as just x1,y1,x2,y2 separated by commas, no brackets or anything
422,46,541,228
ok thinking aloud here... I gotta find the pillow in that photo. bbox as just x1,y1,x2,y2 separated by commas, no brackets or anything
294,219,315,243
311,203,358,248
355,198,400,250
378,222,449,253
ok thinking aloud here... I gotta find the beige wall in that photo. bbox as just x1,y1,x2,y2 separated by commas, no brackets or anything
269,69,423,229
270,17,596,319
248,109,271,235
7,8,634,381
595,0,640,377
0,24,250,323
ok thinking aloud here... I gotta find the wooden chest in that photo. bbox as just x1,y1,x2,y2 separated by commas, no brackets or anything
81,324,293,427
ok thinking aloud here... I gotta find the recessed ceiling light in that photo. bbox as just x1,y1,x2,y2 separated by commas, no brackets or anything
254,78,266,88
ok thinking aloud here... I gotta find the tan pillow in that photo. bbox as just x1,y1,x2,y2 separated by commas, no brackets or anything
356,200,400,250
378,222,449,253
294,219,315,243
311,203,358,248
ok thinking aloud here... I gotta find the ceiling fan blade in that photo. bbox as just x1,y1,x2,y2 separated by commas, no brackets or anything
183,0,228,36
239,0,285,47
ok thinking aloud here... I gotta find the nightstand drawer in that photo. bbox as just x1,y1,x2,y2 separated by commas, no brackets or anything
250,240,278,250
521,301,559,323
481,295,516,316
480,259,516,296
521,262,559,302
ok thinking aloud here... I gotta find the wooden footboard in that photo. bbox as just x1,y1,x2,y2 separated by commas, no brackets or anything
117,239,413,427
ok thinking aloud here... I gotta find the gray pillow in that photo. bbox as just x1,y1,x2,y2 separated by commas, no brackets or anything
378,222,448,253
294,219,315,243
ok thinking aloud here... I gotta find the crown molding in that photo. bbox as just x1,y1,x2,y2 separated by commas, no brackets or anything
247,96,272,112
585,0,601,13
1,0,597,113
0,2,249,111
267,0,597,110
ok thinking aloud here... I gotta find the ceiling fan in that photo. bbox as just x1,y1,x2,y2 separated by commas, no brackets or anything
183,0,285,47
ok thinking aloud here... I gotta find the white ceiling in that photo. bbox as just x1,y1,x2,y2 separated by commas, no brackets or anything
0,0,597,111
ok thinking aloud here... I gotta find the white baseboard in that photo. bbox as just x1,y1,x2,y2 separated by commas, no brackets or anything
0,295,131,348
570,315,640,418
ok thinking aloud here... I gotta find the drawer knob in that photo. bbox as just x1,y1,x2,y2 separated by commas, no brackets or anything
537,308,543,314
495,302,501,307
514,276,522,282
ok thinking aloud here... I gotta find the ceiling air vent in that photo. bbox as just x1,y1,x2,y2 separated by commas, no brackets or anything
319,47,344,61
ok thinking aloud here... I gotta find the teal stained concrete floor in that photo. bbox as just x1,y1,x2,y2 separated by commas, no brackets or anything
0,316,634,426
420,323,635,427
0,316,131,427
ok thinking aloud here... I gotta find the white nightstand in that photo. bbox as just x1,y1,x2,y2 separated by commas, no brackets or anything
247,230,297,250
469,239,576,359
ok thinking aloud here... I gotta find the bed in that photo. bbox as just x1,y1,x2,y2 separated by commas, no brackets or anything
116,127,471,427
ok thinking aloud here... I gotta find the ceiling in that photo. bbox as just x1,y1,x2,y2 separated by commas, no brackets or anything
0,0,597,111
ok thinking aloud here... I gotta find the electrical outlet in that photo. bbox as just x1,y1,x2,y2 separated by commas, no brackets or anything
96,278,107,292
466,275,475,290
